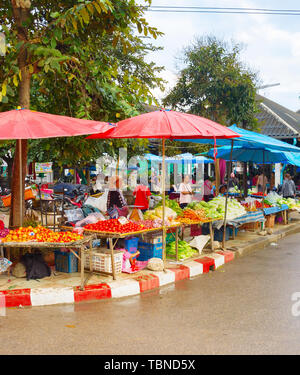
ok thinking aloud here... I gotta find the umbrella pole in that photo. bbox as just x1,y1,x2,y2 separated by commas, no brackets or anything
262,150,265,229
222,140,234,250
19,139,23,227
162,138,167,265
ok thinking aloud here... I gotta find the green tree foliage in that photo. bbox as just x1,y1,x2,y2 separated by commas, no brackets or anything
0,0,165,166
163,35,260,130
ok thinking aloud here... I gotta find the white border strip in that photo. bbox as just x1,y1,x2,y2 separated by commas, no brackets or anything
30,287,75,306
206,253,225,269
184,261,204,278
154,269,176,286
108,279,140,298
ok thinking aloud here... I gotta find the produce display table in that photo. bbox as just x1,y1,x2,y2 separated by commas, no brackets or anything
262,204,289,216
178,218,223,252
83,224,182,272
210,211,265,230
249,194,267,199
0,236,94,290
263,204,289,225
228,192,241,197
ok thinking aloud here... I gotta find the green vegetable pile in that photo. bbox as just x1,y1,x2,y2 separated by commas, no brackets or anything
166,240,197,260
155,197,183,216
276,197,300,209
187,196,246,220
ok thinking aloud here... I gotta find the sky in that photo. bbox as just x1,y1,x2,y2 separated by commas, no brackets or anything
141,0,300,112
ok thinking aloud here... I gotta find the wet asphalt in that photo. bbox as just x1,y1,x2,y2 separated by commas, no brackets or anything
1,232,300,355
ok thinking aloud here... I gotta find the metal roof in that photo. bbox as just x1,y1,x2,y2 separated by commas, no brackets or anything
257,94,300,139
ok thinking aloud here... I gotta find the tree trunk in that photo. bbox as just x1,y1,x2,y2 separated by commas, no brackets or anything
10,1,31,227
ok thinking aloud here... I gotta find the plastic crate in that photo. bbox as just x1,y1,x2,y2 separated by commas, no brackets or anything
84,250,123,274
54,250,78,273
124,237,139,253
138,241,163,261
213,227,230,242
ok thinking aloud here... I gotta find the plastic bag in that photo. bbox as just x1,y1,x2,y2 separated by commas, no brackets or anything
64,208,85,222
75,212,106,227
189,235,210,255
85,189,109,213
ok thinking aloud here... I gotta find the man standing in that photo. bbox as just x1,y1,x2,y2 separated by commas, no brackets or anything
281,174,296,199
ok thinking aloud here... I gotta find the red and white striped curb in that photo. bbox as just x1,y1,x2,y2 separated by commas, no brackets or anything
0,250,235,308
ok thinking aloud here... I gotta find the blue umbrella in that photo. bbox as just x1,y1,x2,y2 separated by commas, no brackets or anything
178,124,300,153
206,146,300,166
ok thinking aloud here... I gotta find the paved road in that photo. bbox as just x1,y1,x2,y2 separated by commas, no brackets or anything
1,232,300,355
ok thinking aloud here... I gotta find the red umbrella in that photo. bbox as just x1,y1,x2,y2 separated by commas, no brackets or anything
87,109,239,139
88,109,240,259
0,108,114,225
0,108,113,139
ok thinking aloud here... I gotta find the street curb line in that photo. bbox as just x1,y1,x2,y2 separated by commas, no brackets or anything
0,249,236,307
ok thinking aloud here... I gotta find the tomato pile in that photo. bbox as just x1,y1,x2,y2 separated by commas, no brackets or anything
1,226,83,243
84,219,144,234
243,201,271,210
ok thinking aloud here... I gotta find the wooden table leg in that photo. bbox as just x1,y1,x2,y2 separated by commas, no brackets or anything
209,222,214,252
109,238,116,280
175,227,179,261
284,210,288,225
89,239,93,273
232,226,236,240
80,246,85,290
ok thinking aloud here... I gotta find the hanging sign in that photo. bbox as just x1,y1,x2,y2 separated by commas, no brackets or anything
35,162,53,173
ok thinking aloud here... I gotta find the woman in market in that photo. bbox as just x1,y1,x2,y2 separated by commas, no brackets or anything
203,175,213,202
280,173,296,199
179,175,194,209
107,176,129,219
256,171,268,193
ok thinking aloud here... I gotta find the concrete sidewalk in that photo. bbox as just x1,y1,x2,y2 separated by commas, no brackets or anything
1,212,299,307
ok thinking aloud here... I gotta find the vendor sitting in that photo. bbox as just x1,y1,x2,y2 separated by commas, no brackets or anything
107,176,129,219
122,249,140,273
218,184,228,197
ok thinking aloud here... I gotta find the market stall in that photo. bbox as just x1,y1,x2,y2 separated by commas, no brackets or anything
0,226,94,290
87,109,240,263
180,124,300,247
